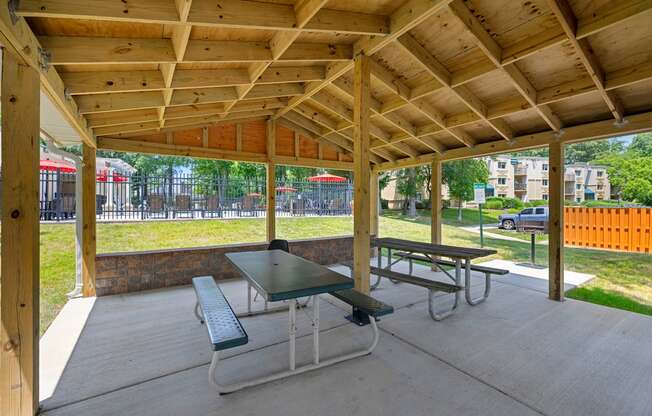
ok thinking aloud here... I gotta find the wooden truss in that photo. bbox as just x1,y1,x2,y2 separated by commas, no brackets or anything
2,0,651,167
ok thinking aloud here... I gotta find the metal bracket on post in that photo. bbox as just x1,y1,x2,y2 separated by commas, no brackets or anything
613,118,629,128
345,307,371,326
38,47,51,71
8,0,19,25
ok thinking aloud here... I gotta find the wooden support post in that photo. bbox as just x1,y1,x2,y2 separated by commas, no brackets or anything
431,158,442,270
1,49,40,416
82,144,97,297
548,140,565,301
431,158,442,245
353,54,371,294
266,119,276,242
370,170,379,238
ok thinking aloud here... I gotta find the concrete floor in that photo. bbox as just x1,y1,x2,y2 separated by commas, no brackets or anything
39,260,652,416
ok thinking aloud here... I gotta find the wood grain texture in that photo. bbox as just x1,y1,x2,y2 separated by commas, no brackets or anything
1,49,40,416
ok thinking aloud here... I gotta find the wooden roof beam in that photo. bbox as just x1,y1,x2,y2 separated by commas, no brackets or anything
447,0,562,132
277,118,350,156
575,0,652,39
39,37,352,65
328,76,429,156
221,1,328,120
547,0,625,122
16,0,390,36
276,0,454,119
374,110,652,172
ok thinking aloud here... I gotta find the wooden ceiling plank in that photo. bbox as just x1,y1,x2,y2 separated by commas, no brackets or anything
576,0,652,39
256,66,325,84
16,0,180,24
39,36,176,64
448,0,561,132
170,86,238,106
62,71,165,95
93,121,161,137
85,109,161,128
76,91,165,114
547,0,625,122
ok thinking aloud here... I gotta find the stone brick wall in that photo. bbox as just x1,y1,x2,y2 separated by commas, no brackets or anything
95,236,361,296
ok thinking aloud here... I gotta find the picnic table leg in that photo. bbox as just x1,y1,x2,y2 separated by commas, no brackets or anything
371,251,382,290
428,289,458,321
209,316,379,394
454,259,462,309
194,302,204,324
289,298,297,371
313,296,320,364
465,269,491,306
247,282,252,315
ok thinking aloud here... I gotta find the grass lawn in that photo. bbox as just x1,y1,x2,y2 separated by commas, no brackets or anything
25,208,652,334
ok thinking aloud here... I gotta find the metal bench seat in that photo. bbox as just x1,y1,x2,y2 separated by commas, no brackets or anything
192,276,248,351
393,252,508,306
369,266,461,293
330,289,394,323
394,252,508,276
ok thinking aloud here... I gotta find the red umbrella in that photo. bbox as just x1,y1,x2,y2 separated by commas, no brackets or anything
96,170,129,182
276,186,297,192
40,159,76,173
112,172,128,182
307,173,347,183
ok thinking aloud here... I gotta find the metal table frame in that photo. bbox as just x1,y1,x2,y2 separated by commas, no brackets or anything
208,251,379,394
374,239,496,319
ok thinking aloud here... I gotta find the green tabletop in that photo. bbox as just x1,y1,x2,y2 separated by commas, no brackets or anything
225,250,353,301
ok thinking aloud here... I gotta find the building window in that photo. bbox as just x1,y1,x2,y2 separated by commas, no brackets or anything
542,194,548,200
542,179,548,186
498,178,507,185
576,184,582,190
597,185,603,190
498,161,507,169
542,163,548,171
498,193,507,198
575,169,582,177
576,197,582,203
597,170,604,177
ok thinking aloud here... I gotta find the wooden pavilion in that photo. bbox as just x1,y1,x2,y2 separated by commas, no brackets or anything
2,1,652,414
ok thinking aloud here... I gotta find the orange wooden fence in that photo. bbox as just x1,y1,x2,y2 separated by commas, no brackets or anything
564,207,652,253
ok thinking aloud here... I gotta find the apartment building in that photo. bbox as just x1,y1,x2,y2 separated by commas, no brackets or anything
486,156,611,202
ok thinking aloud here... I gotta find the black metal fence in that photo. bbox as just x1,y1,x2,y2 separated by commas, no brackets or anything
37,170,353,221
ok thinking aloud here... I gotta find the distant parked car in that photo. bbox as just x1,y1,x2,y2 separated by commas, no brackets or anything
499,206,549,232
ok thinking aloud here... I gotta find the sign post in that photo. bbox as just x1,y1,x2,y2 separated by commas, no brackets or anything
473,183,486,247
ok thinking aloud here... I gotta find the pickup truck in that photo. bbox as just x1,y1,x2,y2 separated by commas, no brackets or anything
498,206,549,232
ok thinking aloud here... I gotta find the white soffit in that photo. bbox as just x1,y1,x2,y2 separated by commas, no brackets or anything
39,90,83,145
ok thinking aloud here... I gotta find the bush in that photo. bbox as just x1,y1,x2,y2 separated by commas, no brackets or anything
581,199,622,208
485,200,503,209
380,199,389,209
502,197,524,210
415,201,426,209
527,200,548,207
442,199,451,209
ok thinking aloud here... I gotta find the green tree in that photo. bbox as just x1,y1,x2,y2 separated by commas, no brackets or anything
628,133,652,157
442,159,488,221
598,156,652,205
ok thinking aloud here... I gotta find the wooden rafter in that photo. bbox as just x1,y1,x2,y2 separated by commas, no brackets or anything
4,0,652,168
447,0,563,132
17,0,390,36
547,0,625,122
